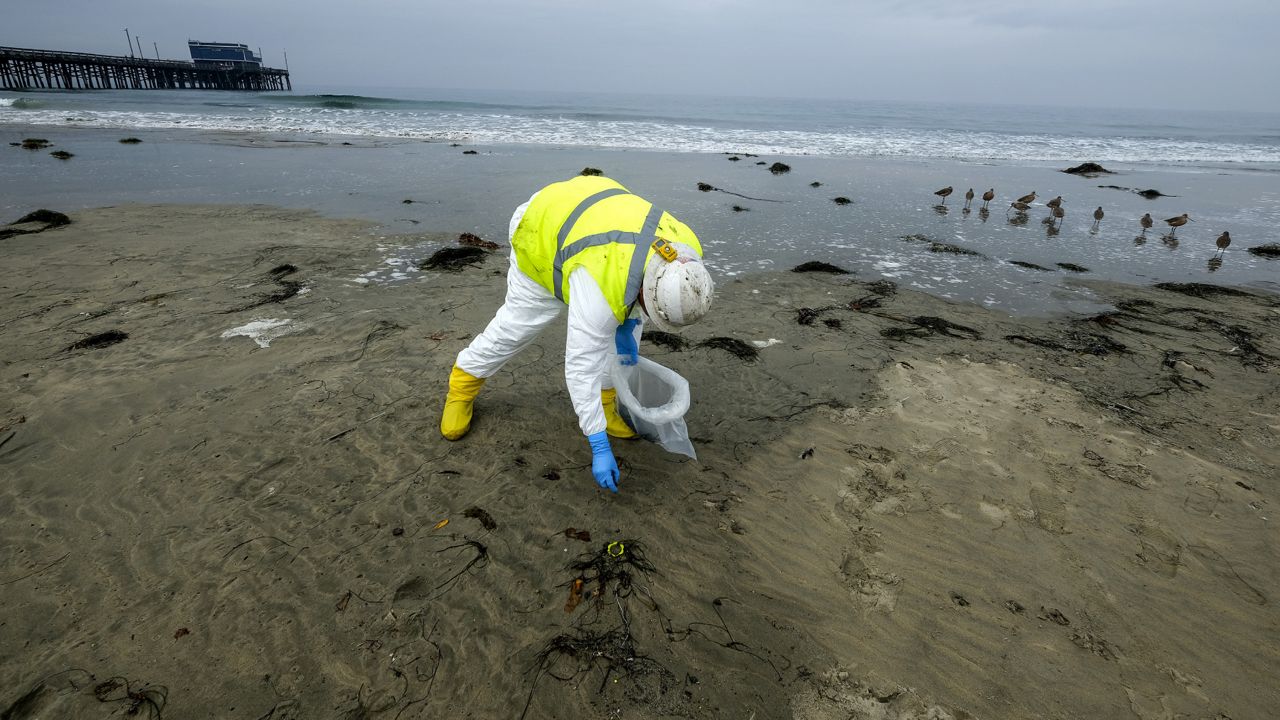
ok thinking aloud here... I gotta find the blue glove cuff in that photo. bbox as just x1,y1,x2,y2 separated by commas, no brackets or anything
587,431,611,455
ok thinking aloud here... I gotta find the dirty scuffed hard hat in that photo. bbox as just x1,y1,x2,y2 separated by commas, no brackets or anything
641,242,714,332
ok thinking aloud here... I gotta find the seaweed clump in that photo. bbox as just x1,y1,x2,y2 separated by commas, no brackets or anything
1005,332,1127,356
642,330,688,351
119,137,143,144
66,330,128,352
792,261,849,274
524,541,671,719
50,150,74,160
768,162,791,175
419,246,487,271
1153,282,1253,299
929,242,986,258
13,209,71,227
459,232,499,250
833,196,852,205
1056,263,1090,273
580,167,603,176
1063,162,1112,176
1245,244,1280,258
20,138,51,150
699,337,758,361
1009,260,1053,271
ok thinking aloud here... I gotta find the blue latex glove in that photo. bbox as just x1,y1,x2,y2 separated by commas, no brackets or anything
614,318,641,366
587,431,620,493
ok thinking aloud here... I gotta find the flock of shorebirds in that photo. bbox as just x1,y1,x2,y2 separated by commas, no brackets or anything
931,186,1231,255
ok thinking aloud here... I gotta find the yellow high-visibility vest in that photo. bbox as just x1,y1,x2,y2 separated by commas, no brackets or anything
511,176,702,323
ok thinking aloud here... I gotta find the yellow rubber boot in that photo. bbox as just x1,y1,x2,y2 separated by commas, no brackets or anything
440,365,485,441
601,387,637,439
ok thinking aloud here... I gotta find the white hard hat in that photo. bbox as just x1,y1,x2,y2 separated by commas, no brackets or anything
641,242,713,332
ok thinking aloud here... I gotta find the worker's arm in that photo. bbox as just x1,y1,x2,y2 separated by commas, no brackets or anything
566,268,637,492
564,267,617,437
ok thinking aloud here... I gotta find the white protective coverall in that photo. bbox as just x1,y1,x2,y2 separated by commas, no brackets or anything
453,193,642,437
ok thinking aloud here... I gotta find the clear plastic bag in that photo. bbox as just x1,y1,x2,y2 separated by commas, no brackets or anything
610,356,696,459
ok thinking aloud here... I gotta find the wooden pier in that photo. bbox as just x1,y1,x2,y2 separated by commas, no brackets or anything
0,46,290,92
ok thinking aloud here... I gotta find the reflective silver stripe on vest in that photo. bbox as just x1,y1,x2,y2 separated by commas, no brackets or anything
552,205,664,305
557,188,629,247
624,205,664,307
551,187,629,300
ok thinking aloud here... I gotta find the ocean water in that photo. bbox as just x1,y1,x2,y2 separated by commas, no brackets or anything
3,87,1279,313
4,86,1280,168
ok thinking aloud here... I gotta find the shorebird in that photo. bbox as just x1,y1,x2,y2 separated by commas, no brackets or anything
1092,206,1104,229
964,188,975,209
1016,191,1037,205
1164,213,1190,236
1216,231,1231,256
1045,196,1063,210
1140,213,1153,234
1009,200,1031,215
981,188,994,209
1052,205,1065,228
934,186,953,204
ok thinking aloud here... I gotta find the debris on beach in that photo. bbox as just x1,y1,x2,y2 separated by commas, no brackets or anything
20,138,51,150
579,167,603,176
1246,243,1280,258
728,156,741,161
219,318,297,348
462,149,478,155
833,196,852,205
419,246,488,271
810,181,822,187
1,209,71,240
65,329,128,352
563,527,592,542
1056,263,1090,273
224,265,303,312
768,162,791,175
401,198,415,204
792,260,850,274
732,205,749,212
1009,260,1053,271
1153,282,1254,299
929,242,987,258
797,307,829,325
866,279,897,296
459,232,500,250
750,338,782,348
119,137,142,144
1005,331,1127,356
755,161,766,165
463,506,497,530
1063,162,1113,176
699,336,759,360
642,330,688,351
694,182,783,202
1098,185,1172,199
49,150,74,160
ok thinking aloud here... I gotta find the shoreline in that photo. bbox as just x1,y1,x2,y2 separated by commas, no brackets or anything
4,124,1280,317
2,204,1278,718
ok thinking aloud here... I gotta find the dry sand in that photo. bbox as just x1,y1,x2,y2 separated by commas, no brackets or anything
1,205,1277,719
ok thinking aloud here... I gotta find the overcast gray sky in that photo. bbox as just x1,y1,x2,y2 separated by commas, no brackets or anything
6,0,1279,113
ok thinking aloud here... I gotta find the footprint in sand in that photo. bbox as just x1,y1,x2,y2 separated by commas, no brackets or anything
790,669,958,720
1186,544,1267,606
1128,522,1184,578
837,551,902,612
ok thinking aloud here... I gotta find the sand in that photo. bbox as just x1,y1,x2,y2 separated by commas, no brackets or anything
1,205,1277,719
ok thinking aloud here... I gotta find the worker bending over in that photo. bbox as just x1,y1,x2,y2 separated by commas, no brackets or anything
439,176,714,493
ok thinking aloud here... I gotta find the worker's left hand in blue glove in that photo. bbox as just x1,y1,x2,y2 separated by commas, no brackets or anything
615,318,641,366
587,431,619,493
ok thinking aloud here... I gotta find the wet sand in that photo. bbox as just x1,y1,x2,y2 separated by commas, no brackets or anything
1,205,1278,719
